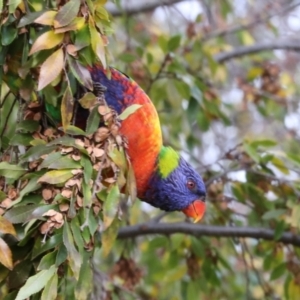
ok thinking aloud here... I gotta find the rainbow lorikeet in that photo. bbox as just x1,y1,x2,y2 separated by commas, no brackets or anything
88,66,206,222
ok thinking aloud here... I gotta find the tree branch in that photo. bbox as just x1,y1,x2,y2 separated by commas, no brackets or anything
118,222,300,247
202,1,300,41
215,41,300,63
107,0,187,17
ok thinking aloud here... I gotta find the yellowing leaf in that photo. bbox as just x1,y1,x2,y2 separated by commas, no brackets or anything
29,31,63,56
103,185,120,229
38,170,73,184
63,222,81,279
34,10,57,26
89,19,106,69
54,0,80,28
54,17,85,33
241,30,255,45
41,273,58,300
61,87,74,130
78,92,98,109
271,157,289,175
119,104,142,120
101,218,121,256
0,237,13,270
38,48,64,91
0,216,17,236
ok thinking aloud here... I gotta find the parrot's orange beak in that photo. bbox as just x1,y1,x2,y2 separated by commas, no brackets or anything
182,199,206,223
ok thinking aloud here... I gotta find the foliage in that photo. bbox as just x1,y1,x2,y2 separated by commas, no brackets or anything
1,0,300,299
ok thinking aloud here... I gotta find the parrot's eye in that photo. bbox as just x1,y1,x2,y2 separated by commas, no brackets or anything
187,179,196,190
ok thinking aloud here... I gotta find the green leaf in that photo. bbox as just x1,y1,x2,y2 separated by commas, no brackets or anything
63,221,82,279
55,244,68,266
32,234,63,259
18,11,46,27
250,139,277,148
11,177,42,206
9,133,33,146
75,252,93,300
103,185,120,229
1,25,18,46
119,104,142,120
20,145,57,163
274,220,286,241
41,272,58,300
47,155,81,170
16,120,39,133
262,209,287,220
101,217,121,257
0,162,26,179
4,204,41,224
70,217,84,253
15,265,57,300
38,170,73,184
168,35,181,52
38,251,57,271
48,136,88,154
68,57,93,90
86,105,100,135
64,125,86,136
287,153,300,166
271,157,289,175
54,0,80,28
8,259,33,290
80,155,93,184
126,164,136,202
78,92,98,109
270,262,286,280
243,142,259,163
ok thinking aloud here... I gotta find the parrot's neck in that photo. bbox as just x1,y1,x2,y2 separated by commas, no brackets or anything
157,146,180,178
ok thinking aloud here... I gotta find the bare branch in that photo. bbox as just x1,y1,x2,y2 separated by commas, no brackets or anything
118,222,300,247
215,40,300,63
107,0,187,17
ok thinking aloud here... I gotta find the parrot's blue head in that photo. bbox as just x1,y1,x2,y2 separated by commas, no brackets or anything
144,147,206,222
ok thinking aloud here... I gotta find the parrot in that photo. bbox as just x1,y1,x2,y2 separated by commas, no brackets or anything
88,66,206,222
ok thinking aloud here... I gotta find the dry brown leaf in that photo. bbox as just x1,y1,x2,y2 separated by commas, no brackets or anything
93,148,105,158
105,178,116,184
75,139,85,147
71,169,82,175
61,189,72,198
7,188,17,200
40,222,54,234
42,188,53,201
66,44,78,56
0,198,12,208
42,209,57,217
61,147,74,154
76,196,83,207
94,127,109,143
71,154,81,161
59,203,69,212
98,105,109,115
